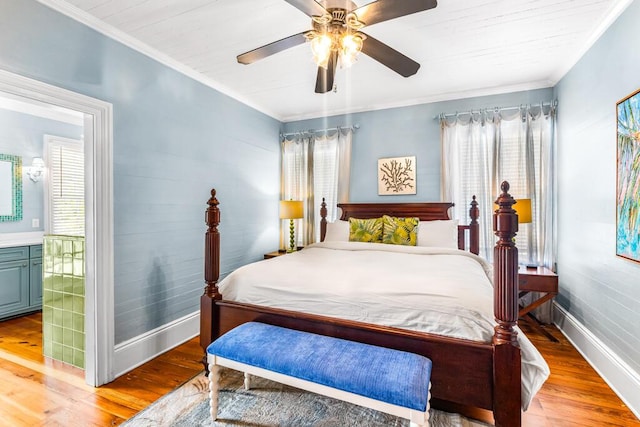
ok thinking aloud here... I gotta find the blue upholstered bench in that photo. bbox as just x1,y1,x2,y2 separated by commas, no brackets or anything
206,322,433,427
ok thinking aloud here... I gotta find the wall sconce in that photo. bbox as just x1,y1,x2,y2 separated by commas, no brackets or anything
27,157,45,182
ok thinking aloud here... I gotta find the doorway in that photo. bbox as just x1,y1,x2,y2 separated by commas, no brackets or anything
0,69,113,386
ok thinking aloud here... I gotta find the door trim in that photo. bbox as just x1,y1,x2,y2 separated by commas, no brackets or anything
0,69,114,386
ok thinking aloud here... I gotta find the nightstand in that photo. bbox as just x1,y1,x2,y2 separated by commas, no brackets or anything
264,250,287,259
264,247,304,259
518,265,558,342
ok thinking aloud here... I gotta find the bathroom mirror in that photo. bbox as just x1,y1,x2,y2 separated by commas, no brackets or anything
0,153,23,221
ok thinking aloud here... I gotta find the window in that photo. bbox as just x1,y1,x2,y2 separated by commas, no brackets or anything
281,129,352,244
442,105,555,266
45,135,84,236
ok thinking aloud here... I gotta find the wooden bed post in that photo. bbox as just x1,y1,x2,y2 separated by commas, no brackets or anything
469,195,480,255
492,181,521,426
320,198,327,242
200,189,222,370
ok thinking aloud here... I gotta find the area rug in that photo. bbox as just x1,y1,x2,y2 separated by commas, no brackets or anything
123,368,492,427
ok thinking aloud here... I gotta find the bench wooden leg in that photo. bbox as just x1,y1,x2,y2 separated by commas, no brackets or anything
409,381,431,427
208,363,221,421
244,372,251,390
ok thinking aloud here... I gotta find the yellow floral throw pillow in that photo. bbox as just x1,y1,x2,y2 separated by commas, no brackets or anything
349,217,383,243
382,215,419,246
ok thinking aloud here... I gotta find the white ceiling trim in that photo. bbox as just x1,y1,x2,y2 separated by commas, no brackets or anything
549,0,634,83
281,79,556,122
36,0,282,121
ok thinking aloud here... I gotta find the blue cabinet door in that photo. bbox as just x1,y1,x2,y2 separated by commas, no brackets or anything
0,259,29,318
30,257,43,307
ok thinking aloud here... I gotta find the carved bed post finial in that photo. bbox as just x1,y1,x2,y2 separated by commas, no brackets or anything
204,189,221,299
493,181,519,345
469,195,480,255
320,198,328,242
201,189,222,371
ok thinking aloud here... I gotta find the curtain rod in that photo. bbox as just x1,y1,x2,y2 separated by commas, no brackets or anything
434,100,557,120
280,123,359,138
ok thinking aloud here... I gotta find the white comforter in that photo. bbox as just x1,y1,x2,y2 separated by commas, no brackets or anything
219,241,549,409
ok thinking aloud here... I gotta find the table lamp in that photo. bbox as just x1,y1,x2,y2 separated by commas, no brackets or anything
514,198,535,267
514,198,532,225
280,200,304,252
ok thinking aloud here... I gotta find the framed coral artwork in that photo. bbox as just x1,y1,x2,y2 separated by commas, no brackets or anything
616,88,640,263
378,156,416,195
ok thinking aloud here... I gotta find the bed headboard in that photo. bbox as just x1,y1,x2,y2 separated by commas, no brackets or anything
320,198,480,255
337,202,454,221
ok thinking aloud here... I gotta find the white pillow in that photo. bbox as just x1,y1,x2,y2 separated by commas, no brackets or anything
417,219,459,248
323,220,349,242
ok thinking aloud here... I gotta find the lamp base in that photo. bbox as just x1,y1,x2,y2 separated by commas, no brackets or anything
288,219,296,253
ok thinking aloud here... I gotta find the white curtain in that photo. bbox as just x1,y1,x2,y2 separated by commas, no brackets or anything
281,128,352,245
441,104,556,268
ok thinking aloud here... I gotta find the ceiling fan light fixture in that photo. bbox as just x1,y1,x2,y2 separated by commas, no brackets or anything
340,33,364,68
310,33,333,68
237,0,435,92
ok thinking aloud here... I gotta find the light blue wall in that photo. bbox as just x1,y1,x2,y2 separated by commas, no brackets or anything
283,88,554,202
0,109,82,234
554,1,640,374
0,1,281,343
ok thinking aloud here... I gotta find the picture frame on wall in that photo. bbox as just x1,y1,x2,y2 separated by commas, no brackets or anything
616,88,640,263
378,156,416,195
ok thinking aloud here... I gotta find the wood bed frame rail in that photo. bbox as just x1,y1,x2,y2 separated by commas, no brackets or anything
200,184,521,426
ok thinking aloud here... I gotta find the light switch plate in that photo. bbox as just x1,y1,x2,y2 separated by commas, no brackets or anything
32,218,40,228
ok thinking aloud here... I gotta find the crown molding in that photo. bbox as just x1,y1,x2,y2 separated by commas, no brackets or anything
281,80,555,122
36,0,282,121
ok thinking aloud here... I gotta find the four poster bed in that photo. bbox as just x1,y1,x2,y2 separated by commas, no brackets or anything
199,182,548,427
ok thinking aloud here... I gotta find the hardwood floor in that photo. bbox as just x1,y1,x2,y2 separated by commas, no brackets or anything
0,312,638,426
0,312,202,426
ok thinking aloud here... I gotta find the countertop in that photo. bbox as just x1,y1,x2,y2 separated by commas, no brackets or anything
0,232,44,249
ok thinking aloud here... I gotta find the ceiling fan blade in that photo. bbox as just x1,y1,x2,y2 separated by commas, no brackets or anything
237,32,308,64
360,33,420,77
353,0,437,27
284,0,328,17
315,51,338,93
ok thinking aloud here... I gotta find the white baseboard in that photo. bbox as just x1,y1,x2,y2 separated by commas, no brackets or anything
553,303,640,419
113,311,200,378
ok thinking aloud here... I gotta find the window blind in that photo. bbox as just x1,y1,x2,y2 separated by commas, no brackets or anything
281,130,351,245
442,107,553,264
313,138,339,225
47,138,84,236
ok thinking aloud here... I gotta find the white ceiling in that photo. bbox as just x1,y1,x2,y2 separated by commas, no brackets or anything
43,0,631,122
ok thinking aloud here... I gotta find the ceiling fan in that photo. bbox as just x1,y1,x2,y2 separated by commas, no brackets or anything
237,0,438,93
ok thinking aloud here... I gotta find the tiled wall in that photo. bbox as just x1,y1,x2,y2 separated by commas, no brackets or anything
42,235,84,369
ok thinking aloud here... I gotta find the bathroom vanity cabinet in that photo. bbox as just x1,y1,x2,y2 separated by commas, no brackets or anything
0,244,42,320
